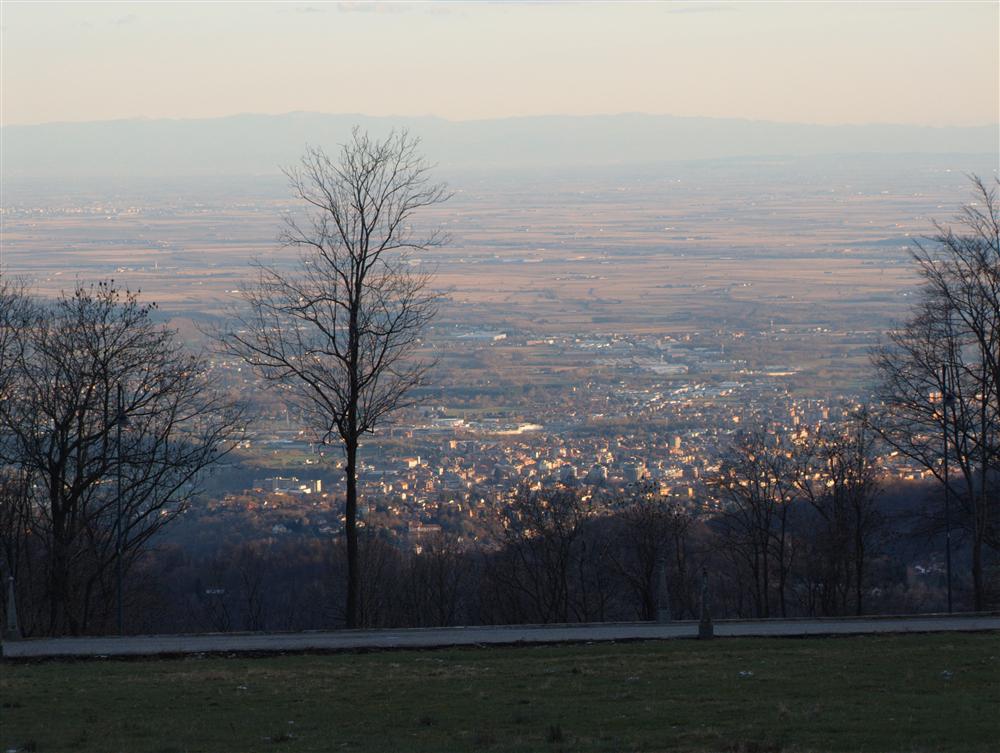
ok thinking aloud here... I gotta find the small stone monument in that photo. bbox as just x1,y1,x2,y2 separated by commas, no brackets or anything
3,576,21,641
698,567,713,640
656,555,671,623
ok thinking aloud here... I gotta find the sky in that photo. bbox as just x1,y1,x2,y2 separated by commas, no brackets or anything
1,1,998,128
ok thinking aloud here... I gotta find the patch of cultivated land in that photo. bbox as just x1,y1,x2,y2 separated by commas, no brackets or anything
2,634,997,753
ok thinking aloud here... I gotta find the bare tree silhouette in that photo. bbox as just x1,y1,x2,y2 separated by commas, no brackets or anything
221,128,448,628
0,282,246,635
872,177,999,610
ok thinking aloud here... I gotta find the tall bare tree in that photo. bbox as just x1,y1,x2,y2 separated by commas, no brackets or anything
872,177,999,610
0,274,36,633
0,281,246,635
221,129,448,628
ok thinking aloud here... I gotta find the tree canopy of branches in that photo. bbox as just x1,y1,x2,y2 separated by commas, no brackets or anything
711,428,797,618
0,275,34,402
483,485,615,625
607,482,696,620
793,413,883,616
0,280,246,635
872,176,999,610
220,129,448,628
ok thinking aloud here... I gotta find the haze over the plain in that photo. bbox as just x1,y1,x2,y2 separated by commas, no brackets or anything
5,112,998,180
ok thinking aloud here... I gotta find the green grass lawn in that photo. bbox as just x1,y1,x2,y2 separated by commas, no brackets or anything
2,633,997,753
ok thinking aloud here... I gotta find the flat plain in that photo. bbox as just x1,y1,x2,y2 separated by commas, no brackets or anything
4,158,980,335
10,158,987,402
2,633,997,753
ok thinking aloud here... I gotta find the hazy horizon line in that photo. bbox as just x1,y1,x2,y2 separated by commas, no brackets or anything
5,110,999,131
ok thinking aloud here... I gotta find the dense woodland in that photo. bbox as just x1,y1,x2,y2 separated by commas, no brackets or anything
2,467,994,637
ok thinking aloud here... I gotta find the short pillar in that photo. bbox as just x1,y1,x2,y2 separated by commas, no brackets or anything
698,567,713,640
3,576,21,641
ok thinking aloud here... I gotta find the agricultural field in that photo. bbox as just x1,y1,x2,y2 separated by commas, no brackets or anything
1,158,961,335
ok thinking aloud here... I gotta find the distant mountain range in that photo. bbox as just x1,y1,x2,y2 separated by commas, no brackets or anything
3,112,997,178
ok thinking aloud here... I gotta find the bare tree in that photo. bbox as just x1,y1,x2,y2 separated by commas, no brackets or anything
793,411,883,616
220,129,448,628
401,533,468,627
0,274,35,402
484,485,592,624
0,468,33,633
0,275,37,630
915,177,1000,432
608,482,695,620
0,281,246,635
711,427,798,618
872,177,999,610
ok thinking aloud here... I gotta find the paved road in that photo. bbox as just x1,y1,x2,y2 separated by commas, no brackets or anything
3,614,997,659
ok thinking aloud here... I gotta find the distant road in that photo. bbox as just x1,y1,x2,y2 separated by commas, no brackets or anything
4,614,997,660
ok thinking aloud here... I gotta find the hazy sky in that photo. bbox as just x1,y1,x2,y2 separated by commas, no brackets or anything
2,1,998,127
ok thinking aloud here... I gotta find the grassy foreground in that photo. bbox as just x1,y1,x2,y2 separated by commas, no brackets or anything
1,633,998,753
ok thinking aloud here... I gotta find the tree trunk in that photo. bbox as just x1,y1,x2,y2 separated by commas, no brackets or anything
345,286,361,630
854,524,865,616
49,548,65,635
49,491,70,635
761,542,771,618
975,361,988,613
344,437,360,629
972,530,983,612
777,509,788,618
